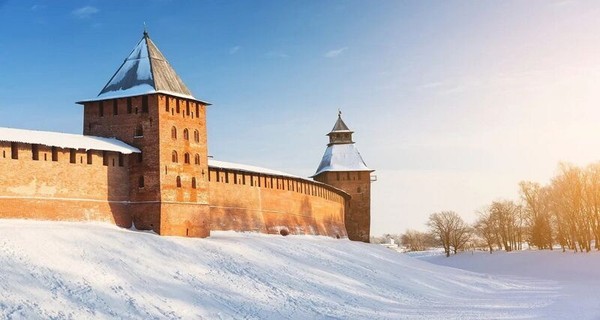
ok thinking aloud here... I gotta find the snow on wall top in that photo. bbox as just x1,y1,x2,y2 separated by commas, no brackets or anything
0,127,140,154
208,159,350,196
313,143,372,176
79,32,206,104
208,159,302,179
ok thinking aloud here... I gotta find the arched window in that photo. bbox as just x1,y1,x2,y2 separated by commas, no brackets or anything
192,177,197,189
138,176,145,188
183,128,189,140
172,151,178,163
176,176,182,188
171,126,177,139
194,130,199,142
194,154,200,165
184,153,190,164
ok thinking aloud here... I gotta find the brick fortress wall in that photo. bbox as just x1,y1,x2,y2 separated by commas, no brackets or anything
208,167,348,238
0,141,132,226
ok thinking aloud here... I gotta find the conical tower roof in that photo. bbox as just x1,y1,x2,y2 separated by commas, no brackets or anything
79,31,208,104
313,112,372,177
330,113,351,132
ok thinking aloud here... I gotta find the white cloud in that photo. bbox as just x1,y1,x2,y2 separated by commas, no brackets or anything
324,47,348,58
229,46,240,54
72,6,99,19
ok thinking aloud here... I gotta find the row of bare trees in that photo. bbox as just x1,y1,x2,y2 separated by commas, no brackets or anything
394,162,600,255
519,163,600,252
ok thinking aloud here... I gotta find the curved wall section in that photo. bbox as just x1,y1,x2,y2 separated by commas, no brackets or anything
208,166,348,238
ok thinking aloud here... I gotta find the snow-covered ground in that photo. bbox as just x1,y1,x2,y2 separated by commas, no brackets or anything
0,220,580,319
416,249,600,320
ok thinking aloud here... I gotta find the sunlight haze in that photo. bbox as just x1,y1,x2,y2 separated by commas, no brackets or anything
1,0,600,235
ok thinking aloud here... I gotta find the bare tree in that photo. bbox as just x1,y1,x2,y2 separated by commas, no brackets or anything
519,181,553,249
474,209,497,253
427,211,469,257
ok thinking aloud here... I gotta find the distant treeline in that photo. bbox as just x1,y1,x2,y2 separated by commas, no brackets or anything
372,162,600,256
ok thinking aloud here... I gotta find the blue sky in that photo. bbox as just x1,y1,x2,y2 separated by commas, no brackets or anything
2,0,600,235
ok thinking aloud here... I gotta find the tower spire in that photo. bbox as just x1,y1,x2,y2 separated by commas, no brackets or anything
328,110,353,145
143,22,148,38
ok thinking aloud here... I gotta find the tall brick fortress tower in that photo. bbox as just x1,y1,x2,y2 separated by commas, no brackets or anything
77,31,211,237
313,112,374,242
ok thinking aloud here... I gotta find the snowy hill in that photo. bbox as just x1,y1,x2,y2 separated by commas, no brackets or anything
0,220,576,319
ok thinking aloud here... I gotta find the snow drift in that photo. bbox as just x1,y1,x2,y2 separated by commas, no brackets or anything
0,220,561,319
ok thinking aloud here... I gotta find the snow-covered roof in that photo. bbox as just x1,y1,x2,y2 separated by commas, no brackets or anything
313,144,372,177
0,127,140,154
208,159,302,179
78,32,209,104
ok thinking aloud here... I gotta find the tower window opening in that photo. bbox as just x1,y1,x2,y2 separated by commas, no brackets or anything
171,126,177,139
112,158,115,167
225,172,229,184
69,149,76,164
44,153,47,161
233,173,238,184
176,176,182,188
184,153,190,164
99,101,104,117
192,177,197,189
31,144,39,161
138,176,145,188
194,130,199,142
195,104,200,117
172,151,178,163
176,99,180,113
118,154,124,167
186,101,190,116
126,98,132,114
113,99,118,115
86,150,93,164
183,128,189,140
102,151,108,166
142,96,148,113
135,125,143,137
165,97,170,112
51,147,58,162
336,172,340,181
194,154,200,165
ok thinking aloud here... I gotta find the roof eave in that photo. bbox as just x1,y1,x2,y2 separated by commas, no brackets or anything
76,91,212,106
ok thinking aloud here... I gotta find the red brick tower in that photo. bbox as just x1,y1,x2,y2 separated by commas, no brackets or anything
77,31,211,237
313,112,374,242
